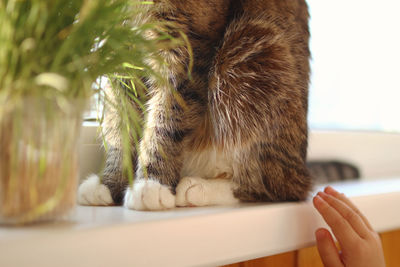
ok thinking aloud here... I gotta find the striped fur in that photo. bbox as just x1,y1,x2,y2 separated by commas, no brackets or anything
308,161,360,184
100,0,311,205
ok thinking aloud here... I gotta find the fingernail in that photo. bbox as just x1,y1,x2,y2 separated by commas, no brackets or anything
313,195,324,205
325,186,338,195
315,228,327,240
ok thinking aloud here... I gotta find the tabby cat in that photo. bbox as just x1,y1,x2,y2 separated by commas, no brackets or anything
78,0,312,210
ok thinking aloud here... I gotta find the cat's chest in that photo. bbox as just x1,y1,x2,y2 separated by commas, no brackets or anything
180,148,234,180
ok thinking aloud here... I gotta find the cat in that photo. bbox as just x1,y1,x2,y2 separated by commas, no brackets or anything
78,0,312,210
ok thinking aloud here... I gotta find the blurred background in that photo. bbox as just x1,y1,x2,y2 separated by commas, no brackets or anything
307,0,400,132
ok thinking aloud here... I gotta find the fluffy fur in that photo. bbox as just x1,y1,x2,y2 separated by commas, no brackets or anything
79,0,312,210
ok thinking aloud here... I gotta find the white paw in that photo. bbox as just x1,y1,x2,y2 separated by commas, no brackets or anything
176,177,239,207
176,177,209,207
78,174,114,206
124,179,175,211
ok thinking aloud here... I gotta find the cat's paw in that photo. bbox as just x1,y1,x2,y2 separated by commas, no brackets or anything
124,179,175,211
78,174,114,206
176,177,239,207
176,177,209,207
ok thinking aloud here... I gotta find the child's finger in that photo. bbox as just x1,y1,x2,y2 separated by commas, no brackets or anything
324,186,374,231
315,228,344,267
313,195,360,248
318,191,370,239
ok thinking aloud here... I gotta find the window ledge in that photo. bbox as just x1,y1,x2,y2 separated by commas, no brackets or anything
1,177,400,266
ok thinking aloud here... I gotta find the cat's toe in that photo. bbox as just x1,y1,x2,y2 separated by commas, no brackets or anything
141,180,167,210
176,177,208,207
124,179,175,211
159,186,176,208
78,174,114,206
123,187,142,210
186,184,207,206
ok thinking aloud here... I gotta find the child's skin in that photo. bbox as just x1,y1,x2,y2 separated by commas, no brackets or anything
313,186,386,267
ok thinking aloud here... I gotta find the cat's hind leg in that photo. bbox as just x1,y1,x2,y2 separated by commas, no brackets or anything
231,143,311,202
209,14,311,202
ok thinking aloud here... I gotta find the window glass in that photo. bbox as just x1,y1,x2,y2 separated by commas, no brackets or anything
307,0,400,132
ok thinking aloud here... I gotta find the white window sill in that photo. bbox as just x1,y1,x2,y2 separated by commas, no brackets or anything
1,177,400,267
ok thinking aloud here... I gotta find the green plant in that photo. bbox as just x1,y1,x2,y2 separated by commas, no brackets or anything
0,0,184,222
2,1,144,95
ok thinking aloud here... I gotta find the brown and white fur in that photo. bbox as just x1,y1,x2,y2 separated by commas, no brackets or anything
78,0,312,210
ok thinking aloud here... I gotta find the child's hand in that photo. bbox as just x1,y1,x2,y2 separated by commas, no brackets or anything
313,186,386,267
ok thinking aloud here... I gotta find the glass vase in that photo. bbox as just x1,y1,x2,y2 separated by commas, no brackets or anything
0,97,85,224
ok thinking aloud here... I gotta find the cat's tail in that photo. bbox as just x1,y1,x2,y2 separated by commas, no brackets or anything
77,174,114,206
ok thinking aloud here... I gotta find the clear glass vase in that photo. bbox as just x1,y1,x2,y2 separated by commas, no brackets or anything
0,97,85,224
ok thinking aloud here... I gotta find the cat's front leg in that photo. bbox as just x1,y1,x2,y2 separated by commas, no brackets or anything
78,82,132,206
124,84,199,210
123,5,210,209
123,112,185,210
123,129,183,210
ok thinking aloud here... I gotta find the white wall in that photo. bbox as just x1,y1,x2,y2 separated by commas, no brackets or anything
78,123,104,182
307,0,400,132
308,130,400,179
